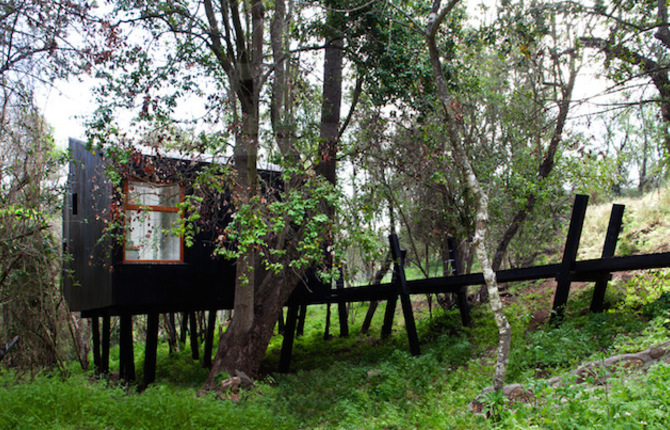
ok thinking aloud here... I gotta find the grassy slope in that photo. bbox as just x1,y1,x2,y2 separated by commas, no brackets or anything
1,190,670,429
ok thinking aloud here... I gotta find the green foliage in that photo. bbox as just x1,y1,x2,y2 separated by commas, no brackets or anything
2,252,670,429
0,98,74,370
216,165,342,283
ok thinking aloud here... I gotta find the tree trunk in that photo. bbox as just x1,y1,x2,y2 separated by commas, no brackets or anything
316,12,345,337
205,0,265,381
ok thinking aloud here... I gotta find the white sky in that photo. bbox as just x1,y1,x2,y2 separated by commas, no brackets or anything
38,77,97,147
38,0,615,150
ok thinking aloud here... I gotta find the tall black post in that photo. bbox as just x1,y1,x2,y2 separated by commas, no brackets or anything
279,305,299,373
101,314,110,374
551,194,589,323
591,204,625,312
180,312,188,344
296,304,307,337
143,312,159,386
381,295,397,339
189,311,199,360
91,316,101,372
203,309,217,368
119,314,135,381
277,309,285,334
389,234,420,356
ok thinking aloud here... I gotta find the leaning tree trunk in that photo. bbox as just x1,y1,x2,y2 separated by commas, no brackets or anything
427,0,511,392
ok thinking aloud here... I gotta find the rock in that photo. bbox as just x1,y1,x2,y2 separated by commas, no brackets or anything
220,376,241,392
236,370,255,389
507,385,533,403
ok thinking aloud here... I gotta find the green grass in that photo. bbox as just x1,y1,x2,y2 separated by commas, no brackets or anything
2,191,670,429
2,280,668,429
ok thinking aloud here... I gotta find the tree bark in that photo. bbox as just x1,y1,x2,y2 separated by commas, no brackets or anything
205,0,265,379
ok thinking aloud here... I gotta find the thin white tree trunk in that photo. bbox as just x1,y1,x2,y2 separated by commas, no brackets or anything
426,0,511,392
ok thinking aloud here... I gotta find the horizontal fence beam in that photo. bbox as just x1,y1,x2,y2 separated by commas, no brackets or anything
287,252,670,306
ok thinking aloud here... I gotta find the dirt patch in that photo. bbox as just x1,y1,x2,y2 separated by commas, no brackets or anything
525,308,550,333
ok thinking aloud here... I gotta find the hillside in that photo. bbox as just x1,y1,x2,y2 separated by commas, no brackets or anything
1,190,669,429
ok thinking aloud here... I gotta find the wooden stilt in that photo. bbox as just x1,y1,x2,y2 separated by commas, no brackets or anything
189,312,199,360
296,304,307,337
389,234,420,356
165,313,178,353
143,312,159,386
279,305,299,373
551,194,589,323
101,314,110,374
91,316,101,372
362,253,392,335
203,309,217,368
119,314,135,381
323,304,332,340
277,308,285,334
382,252,403,339
591,204,625,313
180,312,188,344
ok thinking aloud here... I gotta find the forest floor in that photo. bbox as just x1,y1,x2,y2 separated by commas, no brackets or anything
1,189,670,429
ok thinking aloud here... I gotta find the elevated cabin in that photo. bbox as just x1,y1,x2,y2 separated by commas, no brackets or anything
63,138,281,317
62,138,280,381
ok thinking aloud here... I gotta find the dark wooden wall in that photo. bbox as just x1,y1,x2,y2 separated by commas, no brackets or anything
63,139,241,317
63,138,113,311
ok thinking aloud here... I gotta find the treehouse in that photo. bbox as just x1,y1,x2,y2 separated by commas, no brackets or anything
62,138,281,382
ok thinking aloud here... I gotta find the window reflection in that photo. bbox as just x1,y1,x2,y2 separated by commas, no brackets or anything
124,181,182,262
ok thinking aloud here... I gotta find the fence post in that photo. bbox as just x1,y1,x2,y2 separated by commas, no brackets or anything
590,204,625,313
389,234,421,356
337,268,349,337
551,194,589,323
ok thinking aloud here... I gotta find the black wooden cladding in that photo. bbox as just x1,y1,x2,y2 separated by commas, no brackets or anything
63,139,113,311
62,138,255,317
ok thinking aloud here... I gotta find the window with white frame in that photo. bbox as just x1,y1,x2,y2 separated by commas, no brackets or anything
124,181,183,262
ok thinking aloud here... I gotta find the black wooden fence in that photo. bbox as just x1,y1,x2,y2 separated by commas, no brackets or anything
278,194,670,372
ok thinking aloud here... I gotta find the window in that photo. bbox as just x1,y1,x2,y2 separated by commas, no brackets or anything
124,180,183,262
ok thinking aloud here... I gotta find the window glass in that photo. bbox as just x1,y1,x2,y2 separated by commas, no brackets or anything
127,181,180,207
124,181,182,262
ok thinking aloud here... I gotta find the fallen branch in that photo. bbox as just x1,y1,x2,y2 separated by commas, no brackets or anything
469,341,670,415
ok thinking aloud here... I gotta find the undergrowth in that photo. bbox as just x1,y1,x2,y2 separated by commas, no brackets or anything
1,193,670,429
